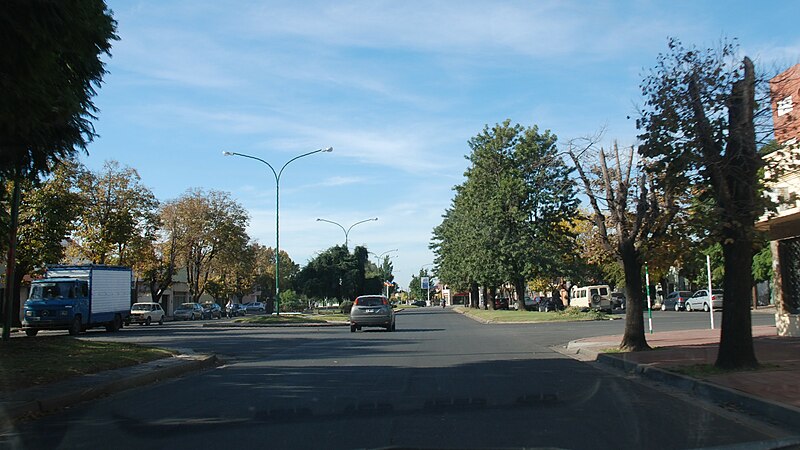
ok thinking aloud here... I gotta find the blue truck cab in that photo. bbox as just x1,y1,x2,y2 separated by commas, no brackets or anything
22,265,132,337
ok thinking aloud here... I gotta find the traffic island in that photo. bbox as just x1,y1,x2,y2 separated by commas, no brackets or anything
453,305,618,324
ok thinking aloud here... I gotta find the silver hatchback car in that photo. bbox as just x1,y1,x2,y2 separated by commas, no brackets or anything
350,295,395,332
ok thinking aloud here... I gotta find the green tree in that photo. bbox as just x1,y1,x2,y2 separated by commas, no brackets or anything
638,39,765,369
1,161,84,325
0,0,117,340
70,160,159,266
295,245,378,301
432,120,579,310
168,189,250,302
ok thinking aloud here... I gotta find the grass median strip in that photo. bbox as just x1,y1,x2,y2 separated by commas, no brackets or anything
233,314,348,324
454,306,610,323
0,337,174,392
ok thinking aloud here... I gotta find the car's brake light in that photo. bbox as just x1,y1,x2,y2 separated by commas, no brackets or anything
354,299,359,305
711,295,716,300
382,298,388,305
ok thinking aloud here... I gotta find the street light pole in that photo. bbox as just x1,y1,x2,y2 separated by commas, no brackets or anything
224,147,333,315
316,217,378,248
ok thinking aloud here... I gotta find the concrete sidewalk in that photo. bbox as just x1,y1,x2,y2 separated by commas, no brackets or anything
565,325,800,430
0,352,217,428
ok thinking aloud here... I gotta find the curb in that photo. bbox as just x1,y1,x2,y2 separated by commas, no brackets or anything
1,354,218,426
595,351,800,430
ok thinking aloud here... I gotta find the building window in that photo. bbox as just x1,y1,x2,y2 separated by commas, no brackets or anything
778,95,794,116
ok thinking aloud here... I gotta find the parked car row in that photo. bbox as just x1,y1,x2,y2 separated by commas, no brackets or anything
125,300,273,325
662,289,723,312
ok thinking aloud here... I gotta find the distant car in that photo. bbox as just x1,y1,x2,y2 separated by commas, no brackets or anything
350,295,395,332
611,292,626,310
411,300,426,307
227,303,247,317
128,302,165,326
686,289,723,312
663,291,693,311
202,302,222,319
173,302,204,321
538,296,563,312
523,296,544,311
245,302,266,313
493,297,510,310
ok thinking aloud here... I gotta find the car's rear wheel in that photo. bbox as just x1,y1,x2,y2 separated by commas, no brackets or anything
391,322,396,332
25,329,38,337
350,324,356,333
703,303,710,312
158,316,164,325
145,316,152,326
686,303,693,312
661,303,666,311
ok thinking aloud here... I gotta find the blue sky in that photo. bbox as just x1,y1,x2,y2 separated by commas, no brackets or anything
86,0,799,289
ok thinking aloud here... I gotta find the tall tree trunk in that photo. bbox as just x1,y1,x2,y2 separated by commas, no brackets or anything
514,278,526,311
470,281,479,308
716,236,758,368
619,240,650,351
714,57,759,370
3,174,21,341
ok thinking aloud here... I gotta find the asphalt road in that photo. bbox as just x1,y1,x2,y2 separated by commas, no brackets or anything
8,308,786,449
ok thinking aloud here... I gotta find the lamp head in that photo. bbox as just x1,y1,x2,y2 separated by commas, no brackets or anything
222,151,234,156
321,147,333,153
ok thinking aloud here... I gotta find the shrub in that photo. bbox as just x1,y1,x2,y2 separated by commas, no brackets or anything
339,300,353,314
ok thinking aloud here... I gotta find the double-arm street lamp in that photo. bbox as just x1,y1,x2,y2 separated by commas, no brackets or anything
223,147,333,315
316,217,378,248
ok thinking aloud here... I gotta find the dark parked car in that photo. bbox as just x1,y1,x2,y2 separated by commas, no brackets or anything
538,296,563,312
523,296,544,311
227,303,247,317
202,302,222,319
663,291,693,311
493,297,510,310
411,300,426,307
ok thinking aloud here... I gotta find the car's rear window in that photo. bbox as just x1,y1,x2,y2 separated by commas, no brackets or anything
712,290,724,295
679,291,692,297
355,297,385,306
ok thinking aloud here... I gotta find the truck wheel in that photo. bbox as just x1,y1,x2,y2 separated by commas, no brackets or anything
25,329,38,337
69,317,82,336
106,315,122,332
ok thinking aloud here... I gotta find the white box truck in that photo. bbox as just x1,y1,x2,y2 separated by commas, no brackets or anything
22,265,132,336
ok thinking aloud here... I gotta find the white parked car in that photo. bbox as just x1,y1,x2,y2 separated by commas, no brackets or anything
686,289,723,312
128,302,165,325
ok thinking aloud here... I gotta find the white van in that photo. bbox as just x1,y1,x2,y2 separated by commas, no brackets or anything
570,285,613,312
